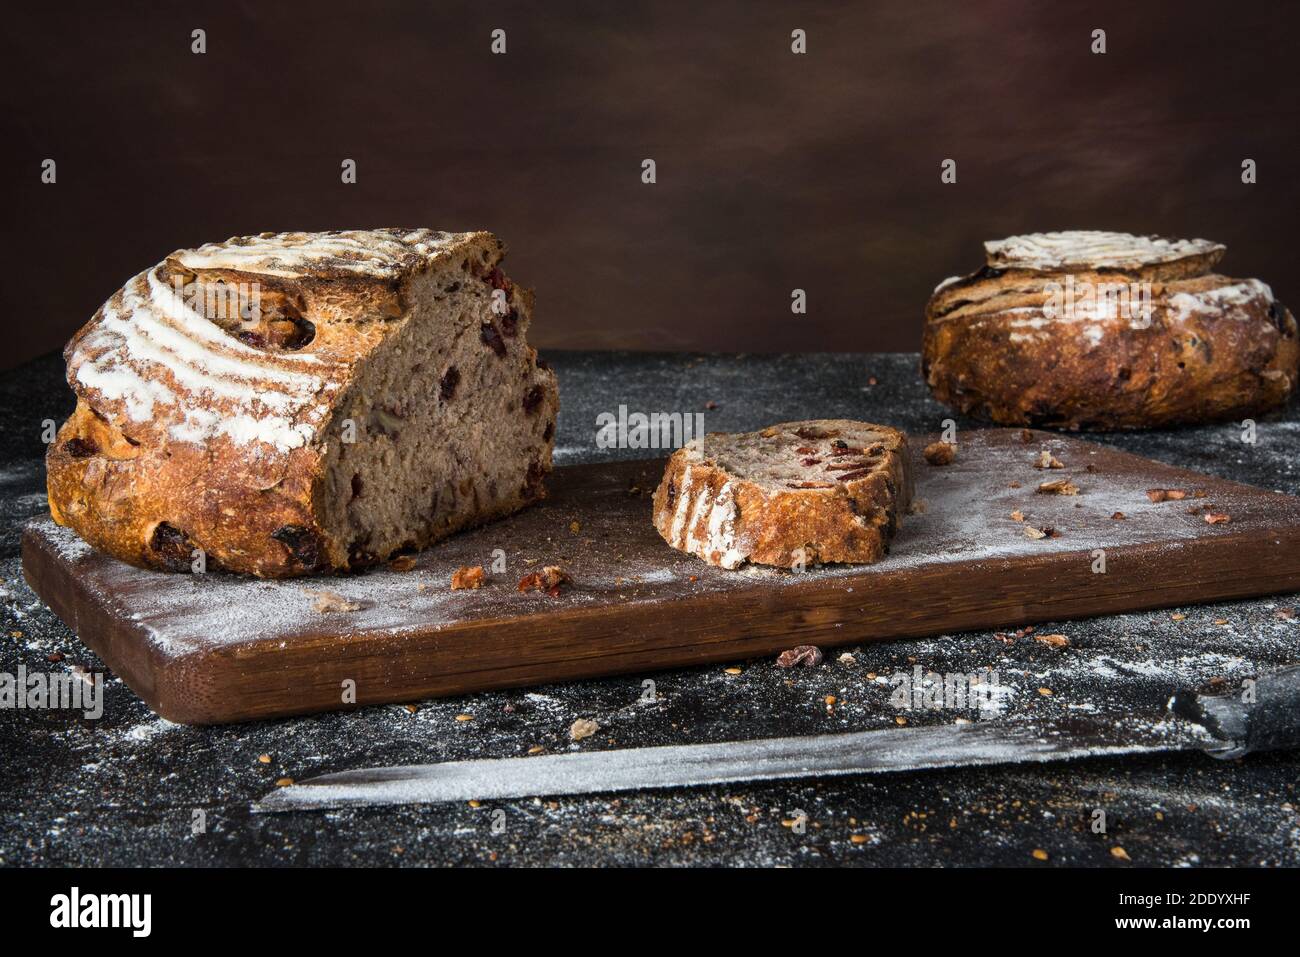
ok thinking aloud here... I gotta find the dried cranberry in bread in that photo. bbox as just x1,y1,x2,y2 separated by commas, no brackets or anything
46,229,558,577
923,231,1299,430
651,420,911,569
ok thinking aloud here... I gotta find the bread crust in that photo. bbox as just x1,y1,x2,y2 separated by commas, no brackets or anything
923,232,1299,430
47,229,557,577
651,420,912,569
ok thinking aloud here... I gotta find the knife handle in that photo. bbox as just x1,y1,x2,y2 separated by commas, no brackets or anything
1169,663,1300,759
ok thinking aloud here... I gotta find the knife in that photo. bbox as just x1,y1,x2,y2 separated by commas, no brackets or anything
255,664,1300,812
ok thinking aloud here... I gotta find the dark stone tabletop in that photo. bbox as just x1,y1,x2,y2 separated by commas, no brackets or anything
2,351,1298,867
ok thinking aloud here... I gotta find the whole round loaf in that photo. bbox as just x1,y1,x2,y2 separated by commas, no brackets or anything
922,231,1299,430
651,420,912,569
47,228,559,577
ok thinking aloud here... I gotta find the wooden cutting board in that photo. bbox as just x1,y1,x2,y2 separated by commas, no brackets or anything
22,428,1300,724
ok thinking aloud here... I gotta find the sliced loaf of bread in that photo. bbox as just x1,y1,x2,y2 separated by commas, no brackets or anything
651,420,912,569
47,229,558,577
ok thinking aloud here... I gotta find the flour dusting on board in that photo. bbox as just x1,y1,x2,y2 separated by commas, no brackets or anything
26,429,1300,661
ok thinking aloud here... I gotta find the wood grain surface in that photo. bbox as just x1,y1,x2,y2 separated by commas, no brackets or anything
23,428,1300,724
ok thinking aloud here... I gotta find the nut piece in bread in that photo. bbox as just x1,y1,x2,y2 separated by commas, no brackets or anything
923,230,1298,430
46,228,559,577
651,420,912,569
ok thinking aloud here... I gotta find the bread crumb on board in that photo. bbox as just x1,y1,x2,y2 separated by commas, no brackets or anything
923,441,956,466
308,589,363,613
451,565,487,590
518,565,570,597
388,554,417,572
1037,478,1079,496
1023,525,1060,540
570,718,600,741
1146,488,1188,502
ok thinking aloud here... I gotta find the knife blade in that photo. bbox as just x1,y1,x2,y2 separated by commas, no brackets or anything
256,664,1300,813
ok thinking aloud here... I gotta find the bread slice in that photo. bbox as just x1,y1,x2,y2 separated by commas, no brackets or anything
652,420,912,569
47,229,558,577
983,230,1225,279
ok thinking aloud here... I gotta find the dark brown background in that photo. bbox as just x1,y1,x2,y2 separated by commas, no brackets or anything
2,0,1297,369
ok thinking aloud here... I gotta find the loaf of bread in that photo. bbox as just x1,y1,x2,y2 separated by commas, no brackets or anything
47,229,559,577
651,420,912,569
923,231,1298,429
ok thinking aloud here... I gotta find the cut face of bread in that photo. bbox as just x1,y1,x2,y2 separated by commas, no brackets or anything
924,231,1298,430
652,420,912,569
47,229,558,577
